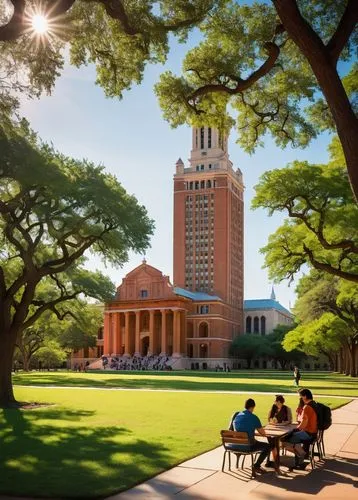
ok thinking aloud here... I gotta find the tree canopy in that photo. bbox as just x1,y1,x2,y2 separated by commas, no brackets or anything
1,1,357,197
0,114,154,406
252,137,358,283
283,271,358,376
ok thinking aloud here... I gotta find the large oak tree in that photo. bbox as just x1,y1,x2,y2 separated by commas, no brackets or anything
0,116,154,407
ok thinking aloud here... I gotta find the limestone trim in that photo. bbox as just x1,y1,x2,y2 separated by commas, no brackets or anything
105,307,185,314
186,337,232,342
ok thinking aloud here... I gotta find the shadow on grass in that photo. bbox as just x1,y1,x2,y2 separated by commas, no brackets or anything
12,371,358,396
0,406,172,499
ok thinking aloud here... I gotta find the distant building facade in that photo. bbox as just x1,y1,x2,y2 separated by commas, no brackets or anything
244,288,294,336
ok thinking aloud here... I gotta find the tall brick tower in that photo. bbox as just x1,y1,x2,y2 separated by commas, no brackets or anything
173,127,244,333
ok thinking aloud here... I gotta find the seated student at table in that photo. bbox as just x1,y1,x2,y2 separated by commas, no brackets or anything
268,395,293,424
232,398,277,474
282,388,318,469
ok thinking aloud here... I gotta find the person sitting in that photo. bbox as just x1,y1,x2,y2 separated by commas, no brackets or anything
231,398,276,474
282,388,317,469
268,395,293,424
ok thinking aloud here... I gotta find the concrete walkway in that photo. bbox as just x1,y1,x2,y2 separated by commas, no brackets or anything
109,399,358,500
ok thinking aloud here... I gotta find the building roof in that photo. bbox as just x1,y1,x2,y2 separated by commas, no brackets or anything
174,287,222,302
244,299,292,316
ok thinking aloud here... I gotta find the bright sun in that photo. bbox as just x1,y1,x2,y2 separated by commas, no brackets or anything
31,14,49,34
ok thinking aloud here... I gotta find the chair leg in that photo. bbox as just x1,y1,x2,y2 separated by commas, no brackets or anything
228,451,231,471
222,451,226,472
241,455,246,469
321,438,326,458
251,453,256,479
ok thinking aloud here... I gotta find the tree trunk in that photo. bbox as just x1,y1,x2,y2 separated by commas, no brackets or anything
348,342,356,377
274,0,358,201
0,332,18,407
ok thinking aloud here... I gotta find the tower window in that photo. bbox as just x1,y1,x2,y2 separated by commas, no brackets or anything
208,128,212,148
200,127,204,149
140,290,148,298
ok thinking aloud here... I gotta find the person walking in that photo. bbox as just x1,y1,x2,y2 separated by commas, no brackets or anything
293,366,301,387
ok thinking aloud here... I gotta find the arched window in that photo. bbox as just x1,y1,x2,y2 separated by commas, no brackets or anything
246,316,252,333
253,316,259,333
199,322,208,337
260,316,266,335
200,127,205,149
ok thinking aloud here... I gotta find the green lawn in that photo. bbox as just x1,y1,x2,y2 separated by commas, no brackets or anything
0,385,350,499
13,369,358,397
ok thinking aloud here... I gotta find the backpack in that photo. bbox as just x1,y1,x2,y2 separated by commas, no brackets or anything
309,401,332,430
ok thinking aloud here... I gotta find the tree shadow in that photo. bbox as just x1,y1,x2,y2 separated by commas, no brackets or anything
251,457,358,497
12,371,358,398
0,406,172,499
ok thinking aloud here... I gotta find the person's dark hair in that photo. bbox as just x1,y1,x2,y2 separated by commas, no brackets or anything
275,395,285,404
299,388,313,400
245,398,256,409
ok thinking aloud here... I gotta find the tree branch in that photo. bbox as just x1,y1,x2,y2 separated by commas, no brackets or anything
22,292,80,331
303,244,358,283
187,42,280,105
326,0,358,66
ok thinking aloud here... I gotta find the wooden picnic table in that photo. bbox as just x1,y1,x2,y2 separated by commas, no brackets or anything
256,423,298,470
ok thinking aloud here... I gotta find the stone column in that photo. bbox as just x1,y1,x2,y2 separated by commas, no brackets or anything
149,309,155,355
160,309,167,355
103,312,111,355
173,310,181,357
135,311,141,356
124,311,130,356
112,313,120,355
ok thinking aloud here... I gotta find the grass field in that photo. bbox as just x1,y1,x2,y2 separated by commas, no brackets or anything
12,369,358,397
0,385,349,499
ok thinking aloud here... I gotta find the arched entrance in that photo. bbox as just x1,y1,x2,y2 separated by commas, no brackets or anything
141,336,149,356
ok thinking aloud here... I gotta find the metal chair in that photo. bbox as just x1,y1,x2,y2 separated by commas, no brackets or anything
220,430,259,478
307,430,325,468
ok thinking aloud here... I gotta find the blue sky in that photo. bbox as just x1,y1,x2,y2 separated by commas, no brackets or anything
20,35,332,310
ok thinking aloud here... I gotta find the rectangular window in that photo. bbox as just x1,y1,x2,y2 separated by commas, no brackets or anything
208,128,212,148
200,127,204,149
140,290,148,298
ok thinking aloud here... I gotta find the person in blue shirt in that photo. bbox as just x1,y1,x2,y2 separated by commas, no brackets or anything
231,398,276,473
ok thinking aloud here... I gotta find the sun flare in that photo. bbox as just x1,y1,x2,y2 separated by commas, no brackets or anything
31,14,49,34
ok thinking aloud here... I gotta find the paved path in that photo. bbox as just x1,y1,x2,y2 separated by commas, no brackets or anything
108,399,358,500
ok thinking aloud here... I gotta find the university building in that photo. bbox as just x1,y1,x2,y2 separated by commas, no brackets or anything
73,127,293,370
101,126,244,369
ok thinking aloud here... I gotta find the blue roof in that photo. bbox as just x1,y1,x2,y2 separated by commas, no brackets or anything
174,287,222,302
244,299,292,316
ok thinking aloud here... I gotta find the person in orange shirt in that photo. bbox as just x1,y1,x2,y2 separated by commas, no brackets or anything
283,388,318,469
